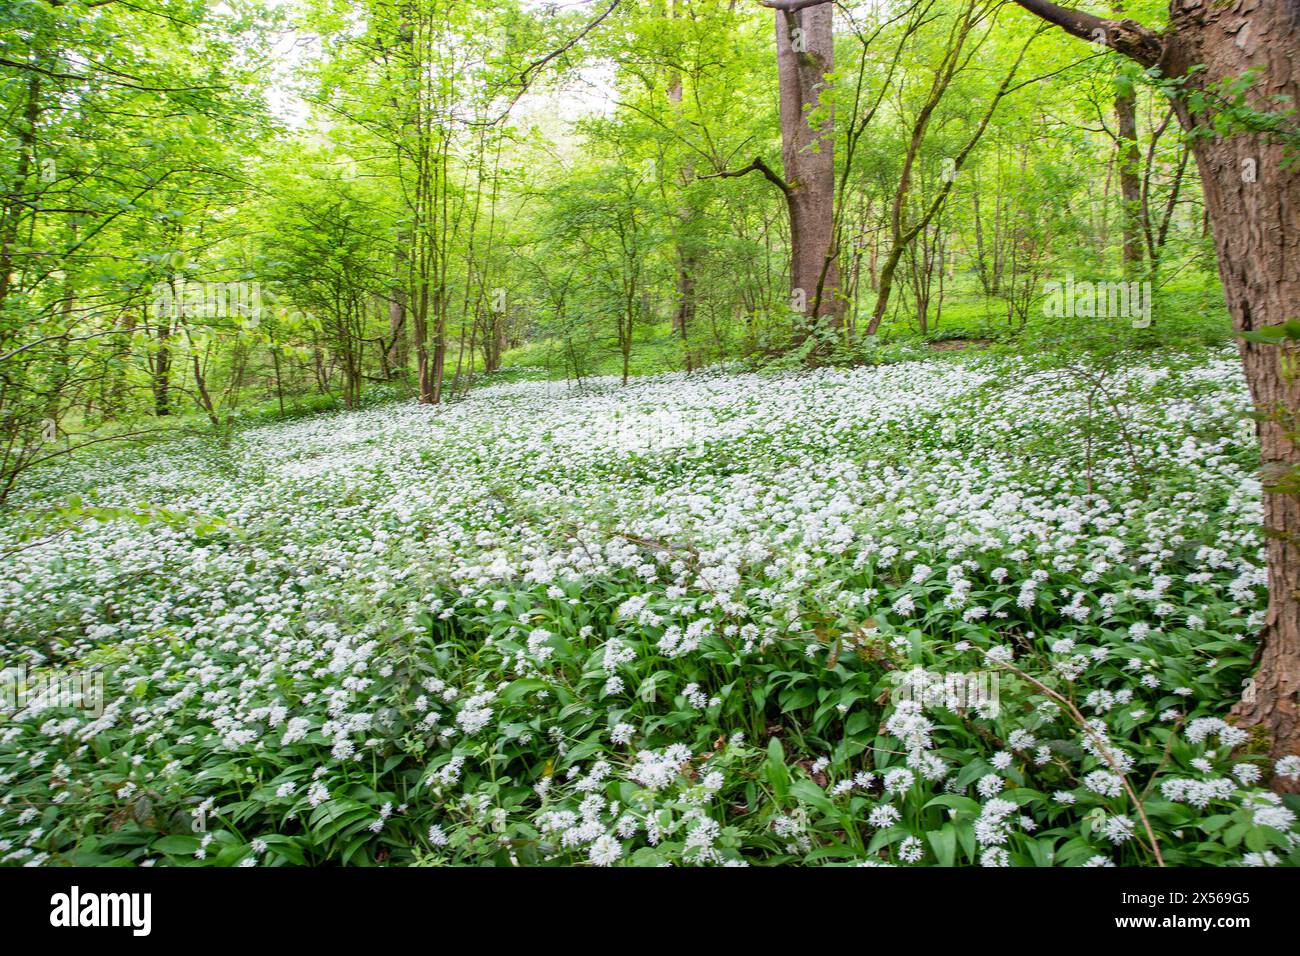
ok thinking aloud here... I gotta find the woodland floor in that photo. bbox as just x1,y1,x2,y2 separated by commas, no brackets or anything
2,350,1298,866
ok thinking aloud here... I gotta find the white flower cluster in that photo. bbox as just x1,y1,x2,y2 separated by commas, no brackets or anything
0,352,1293,866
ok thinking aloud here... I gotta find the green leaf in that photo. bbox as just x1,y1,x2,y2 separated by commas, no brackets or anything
790,779,836,817
926,825,957,867
501,678,551,703
151,834,200,856
765,737,789,803
923,793,981,816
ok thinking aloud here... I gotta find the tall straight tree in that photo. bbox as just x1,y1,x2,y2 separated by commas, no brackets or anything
709,0,844,329
1113,3,1143,275
772,0,843,325
1011,0,1300,785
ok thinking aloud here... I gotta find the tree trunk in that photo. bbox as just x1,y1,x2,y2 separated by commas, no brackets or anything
1013,0,1300,788
1174,9,1300,786
153,317,171,417
109,309,135,414
774,4,843,326
415,278,432,403
1115,79,1144,274
191,350,220,428
430,308,446,404
674,253,697,370
0,72,40,320
271,343,284,416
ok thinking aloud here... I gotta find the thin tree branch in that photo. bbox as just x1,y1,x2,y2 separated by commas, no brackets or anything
1009,0,1162,67
699,156,793,198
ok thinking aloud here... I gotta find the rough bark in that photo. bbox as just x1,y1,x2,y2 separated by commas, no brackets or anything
0,71,40,321
1173,3,1300,785
773,3,844,326
1115,82,1144,273
1113,1,1146,276
673,256,697,369
152,289,172,418
1014,0,1300,787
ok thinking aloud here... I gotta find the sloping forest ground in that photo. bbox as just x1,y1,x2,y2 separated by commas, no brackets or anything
3,345,1298,866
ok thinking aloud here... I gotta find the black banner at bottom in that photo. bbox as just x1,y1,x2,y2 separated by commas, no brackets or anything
0,865,1284,943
